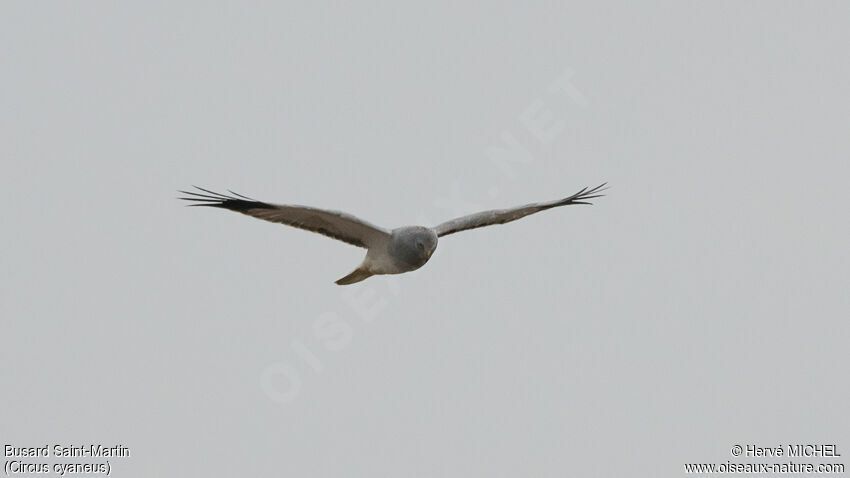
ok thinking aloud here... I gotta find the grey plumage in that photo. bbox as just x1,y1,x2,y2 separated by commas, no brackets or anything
432,184,607,237
179,184,606,285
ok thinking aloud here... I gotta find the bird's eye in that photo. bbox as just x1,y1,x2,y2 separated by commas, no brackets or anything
417,242,424,250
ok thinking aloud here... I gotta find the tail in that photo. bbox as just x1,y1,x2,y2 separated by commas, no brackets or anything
335,267,373,285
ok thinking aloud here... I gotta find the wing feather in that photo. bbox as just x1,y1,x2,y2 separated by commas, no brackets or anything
433,183,607,237
179,187,390,249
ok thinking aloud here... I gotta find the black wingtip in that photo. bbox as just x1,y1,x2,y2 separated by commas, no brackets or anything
178,186,274,214
557,182,609,206
227,189,256,201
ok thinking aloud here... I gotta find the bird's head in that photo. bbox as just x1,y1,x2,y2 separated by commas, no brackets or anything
390,226,438,269
415,234,437,259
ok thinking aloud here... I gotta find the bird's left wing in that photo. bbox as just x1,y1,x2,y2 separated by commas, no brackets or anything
432,183,607,238
179,187,391,249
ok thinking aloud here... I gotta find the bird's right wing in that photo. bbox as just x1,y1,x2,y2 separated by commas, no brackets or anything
432,183,607,238
179,187,391,249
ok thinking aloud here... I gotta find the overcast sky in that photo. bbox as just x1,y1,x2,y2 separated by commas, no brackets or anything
2,2,848,476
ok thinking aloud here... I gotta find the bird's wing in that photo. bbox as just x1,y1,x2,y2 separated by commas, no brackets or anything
179,187,391,249
432,183,607,238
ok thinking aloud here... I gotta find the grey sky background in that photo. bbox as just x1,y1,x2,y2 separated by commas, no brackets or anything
2,2,848,476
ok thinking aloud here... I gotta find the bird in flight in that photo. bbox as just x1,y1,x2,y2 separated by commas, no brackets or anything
179,184,607,285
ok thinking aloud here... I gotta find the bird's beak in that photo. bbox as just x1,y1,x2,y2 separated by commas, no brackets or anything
427,248,433,257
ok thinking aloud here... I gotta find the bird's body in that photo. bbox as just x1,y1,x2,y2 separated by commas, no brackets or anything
338,226,438,284
180,184,605,285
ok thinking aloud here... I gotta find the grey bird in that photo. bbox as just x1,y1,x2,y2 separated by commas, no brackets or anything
179,184,606,285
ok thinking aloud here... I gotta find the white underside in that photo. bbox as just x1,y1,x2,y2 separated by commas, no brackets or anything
360,246,404,275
